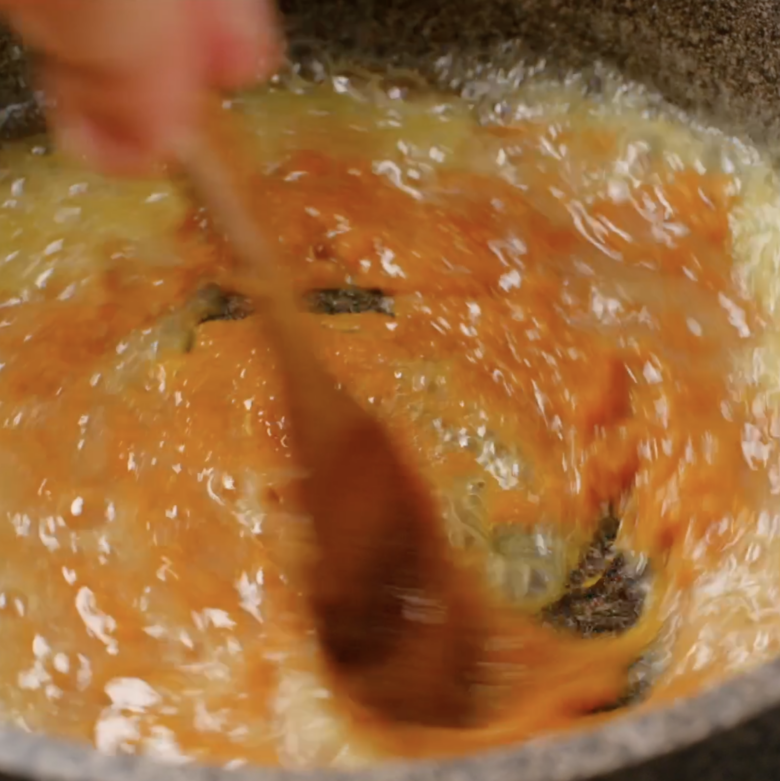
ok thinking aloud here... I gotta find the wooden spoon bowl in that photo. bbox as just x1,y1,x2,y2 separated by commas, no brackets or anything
175,97,489,728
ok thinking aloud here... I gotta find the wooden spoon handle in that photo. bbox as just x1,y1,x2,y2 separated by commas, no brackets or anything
174,97,347,433
173,98,291,311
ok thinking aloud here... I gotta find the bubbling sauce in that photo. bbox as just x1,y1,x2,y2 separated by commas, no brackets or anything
0,67,779,767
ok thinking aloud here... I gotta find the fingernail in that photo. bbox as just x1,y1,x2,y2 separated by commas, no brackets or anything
223,0,264,34
222,0,264,58
258,1,286,76
216,0,284,85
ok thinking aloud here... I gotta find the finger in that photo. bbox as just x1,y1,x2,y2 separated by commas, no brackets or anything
10,0,202,172
46,52,199,152
41,65,168,177
1,0,188,77
53,96,156,177
194,0,285,89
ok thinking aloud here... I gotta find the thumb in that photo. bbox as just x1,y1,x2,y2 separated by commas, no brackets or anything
195,0,286,89
1,0,199,175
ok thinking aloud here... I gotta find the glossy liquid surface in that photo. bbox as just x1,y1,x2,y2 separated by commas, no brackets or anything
0,71,778,766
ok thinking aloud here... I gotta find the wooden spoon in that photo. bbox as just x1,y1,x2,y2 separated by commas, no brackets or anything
175,98,488,728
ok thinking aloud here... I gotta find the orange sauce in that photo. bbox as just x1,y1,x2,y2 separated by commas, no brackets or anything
0,84,773,765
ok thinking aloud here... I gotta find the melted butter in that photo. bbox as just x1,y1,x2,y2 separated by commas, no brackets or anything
0,69,778,766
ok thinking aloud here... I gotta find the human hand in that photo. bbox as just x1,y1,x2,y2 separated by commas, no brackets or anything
0,0,284,175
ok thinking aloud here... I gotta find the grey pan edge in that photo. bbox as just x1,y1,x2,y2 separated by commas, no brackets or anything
0,655,779,781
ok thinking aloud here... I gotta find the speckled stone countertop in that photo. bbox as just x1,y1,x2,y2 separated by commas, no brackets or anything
279,0,780,149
